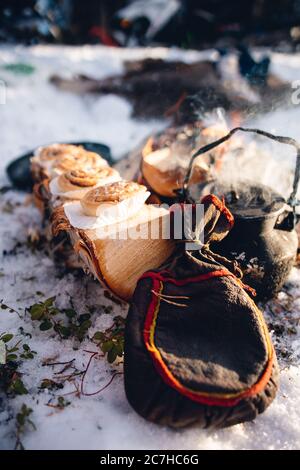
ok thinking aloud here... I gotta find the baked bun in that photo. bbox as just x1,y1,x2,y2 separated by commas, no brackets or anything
50,167,121,200
37,144,82,162
140,123,229,198
142,147,210,198
31,144,108,180
79,181,150,224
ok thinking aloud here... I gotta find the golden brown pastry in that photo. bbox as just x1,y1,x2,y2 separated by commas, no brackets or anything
80,181,150,222
49,167,121,200
142,147,210,198
31,144,108,182
140,123,228,198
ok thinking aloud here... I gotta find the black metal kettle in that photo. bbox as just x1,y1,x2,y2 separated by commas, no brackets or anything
183,127,300,300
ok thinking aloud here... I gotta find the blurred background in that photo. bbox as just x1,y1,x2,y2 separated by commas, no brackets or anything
1,0,300,50
2,2,300,453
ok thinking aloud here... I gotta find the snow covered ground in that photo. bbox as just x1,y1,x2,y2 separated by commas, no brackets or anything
1,44,300,450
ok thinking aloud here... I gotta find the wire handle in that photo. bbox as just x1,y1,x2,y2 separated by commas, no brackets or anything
182,126,300,208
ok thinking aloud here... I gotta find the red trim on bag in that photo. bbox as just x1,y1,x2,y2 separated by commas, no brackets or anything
201,194,235,228
142,271,274,408
140,269,235,285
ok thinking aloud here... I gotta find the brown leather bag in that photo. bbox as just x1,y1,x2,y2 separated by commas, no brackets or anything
124,195,278,429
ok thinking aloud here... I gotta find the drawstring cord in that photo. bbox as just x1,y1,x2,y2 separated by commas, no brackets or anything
151,289,189,308
201,245,243,279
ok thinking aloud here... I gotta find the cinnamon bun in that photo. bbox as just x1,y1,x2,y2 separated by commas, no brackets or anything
31,144,108,181
49,167,121,200
78,181,150,224
142,147,210,198
140,123,229,198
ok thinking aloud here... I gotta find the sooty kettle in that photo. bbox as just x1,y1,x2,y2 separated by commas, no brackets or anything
182,127,300,300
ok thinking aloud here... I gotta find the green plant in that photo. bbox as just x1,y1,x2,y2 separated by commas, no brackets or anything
47,396,71,410
0,333,36,363
19,344,37,360
28,297,92,342
92,316,125,364
0,332,22,363
0,333,36,396
1,300,21,316
9,376,28,395
39,378,64,391
3,63,35,75
15,404,36,450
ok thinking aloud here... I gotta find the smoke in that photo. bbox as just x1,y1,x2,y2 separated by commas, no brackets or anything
218,138,295,200
187,117,299,208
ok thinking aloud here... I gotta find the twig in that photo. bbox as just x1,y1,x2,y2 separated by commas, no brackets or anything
43,358,75,367
54,360,76,375
59,379,81,398
80,352,98,395
81,372,123,397
45,403,62,410
80,350,120,396
1,300,22,318
54,371,84,382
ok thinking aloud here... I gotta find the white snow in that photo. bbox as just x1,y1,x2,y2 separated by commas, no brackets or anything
1,44,300,450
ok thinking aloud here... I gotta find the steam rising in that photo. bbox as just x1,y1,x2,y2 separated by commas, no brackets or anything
218,136,296,200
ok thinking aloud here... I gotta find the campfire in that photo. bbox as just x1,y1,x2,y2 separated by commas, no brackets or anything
20,109,300,432
4,33,300,455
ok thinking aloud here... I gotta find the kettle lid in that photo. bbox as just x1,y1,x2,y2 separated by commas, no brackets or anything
192,179,286,219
